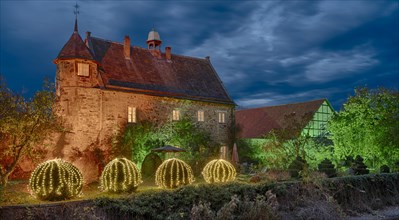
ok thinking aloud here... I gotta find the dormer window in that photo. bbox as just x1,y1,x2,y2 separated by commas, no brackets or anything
77,63,89,76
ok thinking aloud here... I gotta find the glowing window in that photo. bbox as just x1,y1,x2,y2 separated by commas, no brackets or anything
77,63,89,76
128,107,136,123
198,110,204,122
172,109,180,121
218,112,226,123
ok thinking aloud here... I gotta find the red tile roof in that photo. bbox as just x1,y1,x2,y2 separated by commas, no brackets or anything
236,99,326,138
86,36,234,104
56,31,94,61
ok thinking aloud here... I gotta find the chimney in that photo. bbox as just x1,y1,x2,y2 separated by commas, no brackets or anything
124,35,130,59
165,46,172,60
85,31,91,47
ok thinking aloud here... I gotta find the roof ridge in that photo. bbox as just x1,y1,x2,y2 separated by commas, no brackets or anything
237,98,326,112
89,35,208,61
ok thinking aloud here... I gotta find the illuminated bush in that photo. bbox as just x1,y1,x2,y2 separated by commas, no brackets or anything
29,158,83,201
155,158,195,189
100,158,142,193
202,159,236,183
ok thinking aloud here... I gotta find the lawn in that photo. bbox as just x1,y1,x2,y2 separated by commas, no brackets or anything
0,177,163,206
0,175,244,206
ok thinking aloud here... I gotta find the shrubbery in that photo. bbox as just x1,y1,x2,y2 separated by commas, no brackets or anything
155,158,195,189
352,155,369,175
100,158,142,193
202,159,236,183
288,156,308,178
318,158,337,178
29,159,83,201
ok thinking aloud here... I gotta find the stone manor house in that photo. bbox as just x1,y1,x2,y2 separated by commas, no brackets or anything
53,20,235,181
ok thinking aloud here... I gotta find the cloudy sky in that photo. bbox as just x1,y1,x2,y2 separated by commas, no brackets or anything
1,0,398,110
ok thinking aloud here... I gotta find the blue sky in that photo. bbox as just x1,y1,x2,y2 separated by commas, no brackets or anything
1,0,398,110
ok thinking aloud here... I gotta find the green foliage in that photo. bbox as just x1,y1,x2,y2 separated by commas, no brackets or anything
94,174,399,219
380,165,390,173
328,87,399,169
113,116,218,171
288,156,308,178
100,158,142,193
0,76,60,186
352,155,369,175
141,153,162,178
318,158,337,178
28,159,83,201
113,121,160,167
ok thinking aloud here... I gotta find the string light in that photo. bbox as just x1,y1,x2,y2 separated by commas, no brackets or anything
155,158,195,189
100,158,142,193
28,158,83,201
202,159,236,183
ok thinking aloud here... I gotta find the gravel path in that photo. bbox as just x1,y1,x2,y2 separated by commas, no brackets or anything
346,206,399,220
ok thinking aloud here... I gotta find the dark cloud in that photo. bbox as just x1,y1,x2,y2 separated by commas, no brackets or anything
1,1,398,110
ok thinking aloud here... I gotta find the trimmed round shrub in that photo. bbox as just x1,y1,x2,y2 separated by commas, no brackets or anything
29,158,83,201
318,158,337,178
202,159,236,183
141,153,162,178
288,156,308,178
380,165,390,173
155,158,195,189
352,155,369,175
100,158,142,193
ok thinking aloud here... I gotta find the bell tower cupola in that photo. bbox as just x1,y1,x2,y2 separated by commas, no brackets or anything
147,27,162,50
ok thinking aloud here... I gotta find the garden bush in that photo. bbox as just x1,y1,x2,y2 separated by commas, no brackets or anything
155,158,195,189
28,158,83,201
380,165,390,173
100,158,142,193
318,158,337,178
202,159,236,183
141,153,162,178
352,155,369,175
288,156,308,178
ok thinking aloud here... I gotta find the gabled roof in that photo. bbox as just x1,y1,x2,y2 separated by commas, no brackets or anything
86,36,233,104
236,99,326,138
56,31,94,61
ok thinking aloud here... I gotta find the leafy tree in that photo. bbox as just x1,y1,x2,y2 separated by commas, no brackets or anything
113,117,218,170
328,87,399,169
0,76,60,186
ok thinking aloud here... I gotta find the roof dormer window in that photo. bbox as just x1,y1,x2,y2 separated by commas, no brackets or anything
77,63,89,76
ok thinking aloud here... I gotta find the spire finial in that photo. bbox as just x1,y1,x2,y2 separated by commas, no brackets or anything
74,2,79,32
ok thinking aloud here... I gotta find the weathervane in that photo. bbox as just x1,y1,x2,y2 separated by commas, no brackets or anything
74,2,79,19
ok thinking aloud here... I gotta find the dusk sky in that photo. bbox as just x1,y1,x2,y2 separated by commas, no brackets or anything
1,0,398,110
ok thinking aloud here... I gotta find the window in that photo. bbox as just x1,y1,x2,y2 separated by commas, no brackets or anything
172,109,180,121
197,110,204,122
77,63,89,76
218,112,226,123
128,107,136,123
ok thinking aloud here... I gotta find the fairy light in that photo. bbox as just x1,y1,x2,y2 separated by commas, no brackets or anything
202,159,236,183
28,158,83,201
155,158,194,189
100,158,142,193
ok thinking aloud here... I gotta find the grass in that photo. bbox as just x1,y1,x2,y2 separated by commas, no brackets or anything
0,176,214,206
